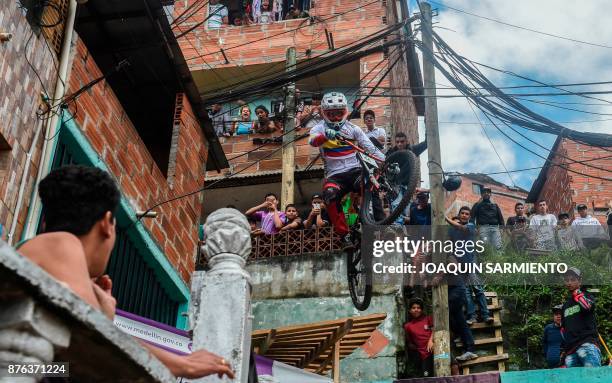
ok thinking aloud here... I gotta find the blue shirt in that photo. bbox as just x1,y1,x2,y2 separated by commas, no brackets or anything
543,323,562,368
448,222,476,263
408,203,431,225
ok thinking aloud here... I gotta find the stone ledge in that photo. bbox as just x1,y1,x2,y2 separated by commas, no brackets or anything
0,242,175,382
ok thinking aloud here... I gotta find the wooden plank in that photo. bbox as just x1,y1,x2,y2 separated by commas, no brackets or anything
332,340,341,383
456,336,503,347
256,313,384,335
469,320,502,330
300,320,353,368
484,291,498,297
459,353,509,367
258,329,276,355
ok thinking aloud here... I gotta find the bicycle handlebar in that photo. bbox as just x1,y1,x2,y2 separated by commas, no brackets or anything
336,135,385,163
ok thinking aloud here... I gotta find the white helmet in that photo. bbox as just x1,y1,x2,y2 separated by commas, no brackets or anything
321,92,349,130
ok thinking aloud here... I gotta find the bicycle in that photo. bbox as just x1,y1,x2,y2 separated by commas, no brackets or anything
338,136,420,310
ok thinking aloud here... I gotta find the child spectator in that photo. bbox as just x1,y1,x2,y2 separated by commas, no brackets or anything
256,0,274,24
302,193,330,229
233,105,255,135
248,216,263,236
207,0,229,29
403,298,434,377
556,212,584,251
253,105,277,133
560,267,601,367
470,187,504,250
543,305,563,368
17,165,234,379
245,193,286,235
446,207,493,325
280,204,302,231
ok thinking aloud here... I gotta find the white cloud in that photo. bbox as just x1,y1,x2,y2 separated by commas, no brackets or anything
410,0,612,190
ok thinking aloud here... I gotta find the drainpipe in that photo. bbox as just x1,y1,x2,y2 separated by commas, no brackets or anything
10,0,79,244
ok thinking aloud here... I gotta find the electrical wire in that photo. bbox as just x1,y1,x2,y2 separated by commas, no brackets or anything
428,0,612,50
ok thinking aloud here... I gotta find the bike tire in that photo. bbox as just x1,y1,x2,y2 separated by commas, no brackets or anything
361,150,420,225
346,233,372,311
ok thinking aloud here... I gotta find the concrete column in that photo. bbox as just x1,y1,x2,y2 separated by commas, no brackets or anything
191,208,253,383
0,298,71,383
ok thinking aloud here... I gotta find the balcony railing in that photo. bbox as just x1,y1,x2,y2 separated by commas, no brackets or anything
249,226,342,260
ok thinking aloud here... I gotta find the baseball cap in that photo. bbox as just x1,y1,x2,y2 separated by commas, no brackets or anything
311,193,322,201
552,304,563,313
577,204,587,210
482,187,492,193
416,191,429,199
558,212,570,219
564,266,582,278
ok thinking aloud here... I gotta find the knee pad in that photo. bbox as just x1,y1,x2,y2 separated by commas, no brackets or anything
322,184,340,205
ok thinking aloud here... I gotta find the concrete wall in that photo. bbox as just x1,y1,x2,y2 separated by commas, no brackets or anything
0,2,59,242
248,252,406,383
500,367,612,383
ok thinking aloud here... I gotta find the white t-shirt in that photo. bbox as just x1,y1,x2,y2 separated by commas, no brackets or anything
208,4,228,29
571,215,601,226
365,127,386,144
530,213,557,245
530,213,557,227
572,215,607,239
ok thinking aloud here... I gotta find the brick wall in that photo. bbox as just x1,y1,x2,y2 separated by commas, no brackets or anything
534,139,611,224
0,3,59,242
68,38,208,282
445,176,527,221
206,129,321,178
176,0,388,69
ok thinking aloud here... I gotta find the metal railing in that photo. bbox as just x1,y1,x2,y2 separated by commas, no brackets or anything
249,227,342,260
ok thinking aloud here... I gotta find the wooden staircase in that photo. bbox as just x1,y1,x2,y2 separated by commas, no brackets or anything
457,291,508,375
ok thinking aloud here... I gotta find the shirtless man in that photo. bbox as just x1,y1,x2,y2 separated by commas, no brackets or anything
18,165,234,380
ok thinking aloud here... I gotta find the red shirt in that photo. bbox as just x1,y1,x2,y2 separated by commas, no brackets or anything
403,315,433,360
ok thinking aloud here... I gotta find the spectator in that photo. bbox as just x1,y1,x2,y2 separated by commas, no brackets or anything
342,193,359,227
543,305,564,368
470,187,504,250
571,204,608,248
506,202,527,228
407,191,432,226
256,0,274,24
209,103,231,137
245,193,286,235
17,165,234,379
363,110,386,149
248,216,263,236
272,0,283,21
253,105,277,133
285,5,302,19
298,94,323,129
233,16,243,26
386,132,428,156
233,105,255,135
446,207,493,325
560,267,601,368
403,298,434,377
280,204,302,231
207,0,229,29
556,212,584,251
302,193,330,229
529,200,558,251
431,254,478,362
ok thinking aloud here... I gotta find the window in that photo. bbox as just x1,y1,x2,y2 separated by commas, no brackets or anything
209,0,311,28
47,129,181,326
472,183,483,195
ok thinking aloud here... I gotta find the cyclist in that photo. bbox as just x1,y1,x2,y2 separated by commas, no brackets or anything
309,92,385,247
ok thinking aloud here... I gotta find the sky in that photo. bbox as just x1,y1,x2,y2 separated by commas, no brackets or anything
407,0,612,191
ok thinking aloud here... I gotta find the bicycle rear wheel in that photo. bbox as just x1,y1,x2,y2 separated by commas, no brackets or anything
361,150,420,225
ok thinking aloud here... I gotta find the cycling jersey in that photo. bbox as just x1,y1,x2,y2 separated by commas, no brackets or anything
309,120,385,177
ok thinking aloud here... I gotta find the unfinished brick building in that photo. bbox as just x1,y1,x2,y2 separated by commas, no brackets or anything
174,0,424,214
527,137,612,224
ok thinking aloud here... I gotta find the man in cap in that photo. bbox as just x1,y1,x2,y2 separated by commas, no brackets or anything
470,187,505,249
407,191,432,226
543,305,564,368
560,267,601,367
556,212,584,251
302,193,330,230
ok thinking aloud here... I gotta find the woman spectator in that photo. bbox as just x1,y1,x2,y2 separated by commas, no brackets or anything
233,105,255,135
280,204,302,231
253,105,277,133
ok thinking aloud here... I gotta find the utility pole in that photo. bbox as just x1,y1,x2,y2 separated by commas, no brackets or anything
281,47,297,210
420,2,451,377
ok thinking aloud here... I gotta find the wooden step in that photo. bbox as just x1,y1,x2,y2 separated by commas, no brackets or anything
484,292,498,297
459,353,509,367
456,336,503,348
469,320,502,330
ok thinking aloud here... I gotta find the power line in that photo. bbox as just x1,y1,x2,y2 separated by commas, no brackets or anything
428,0,612,49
